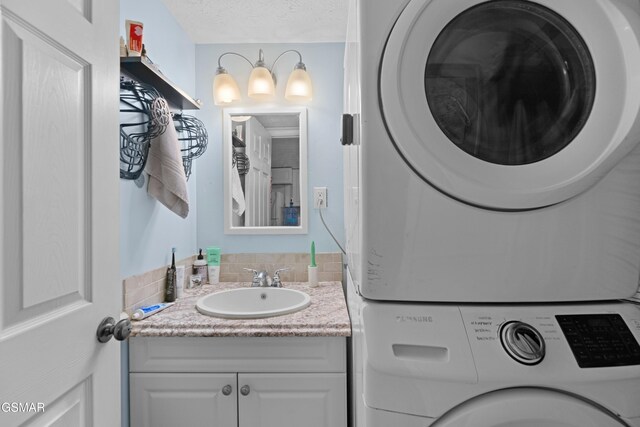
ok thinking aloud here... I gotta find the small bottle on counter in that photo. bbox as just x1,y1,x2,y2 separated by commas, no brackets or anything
207,246,221,285
193,249,208,283
176,265,185,298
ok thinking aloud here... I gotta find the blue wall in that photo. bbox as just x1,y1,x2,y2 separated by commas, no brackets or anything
120,1,196,426
120,0,197,279
194,43,345,254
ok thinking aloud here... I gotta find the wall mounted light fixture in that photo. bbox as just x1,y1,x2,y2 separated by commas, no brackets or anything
213,49,313,105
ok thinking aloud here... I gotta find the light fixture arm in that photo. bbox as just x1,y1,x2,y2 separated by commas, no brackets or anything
217,51,255,72
255,49,267,68
216,49,306,75
270,49,306,72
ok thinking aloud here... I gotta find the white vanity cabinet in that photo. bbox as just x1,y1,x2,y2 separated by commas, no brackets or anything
129,336,347,427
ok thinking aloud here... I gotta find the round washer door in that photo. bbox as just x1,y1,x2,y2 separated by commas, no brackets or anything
380,0,640,210
433,388,626,427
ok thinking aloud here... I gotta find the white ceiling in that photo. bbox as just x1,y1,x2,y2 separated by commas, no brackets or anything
162,0,349,44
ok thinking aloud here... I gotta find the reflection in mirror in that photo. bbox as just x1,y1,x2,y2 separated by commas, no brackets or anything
223,108,308,234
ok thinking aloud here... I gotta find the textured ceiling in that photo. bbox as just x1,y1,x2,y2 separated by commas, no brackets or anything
162,0,349,44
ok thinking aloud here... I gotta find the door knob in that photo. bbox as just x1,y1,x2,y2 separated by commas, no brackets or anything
96,317,132,343
222,385,232,396
240,385,250,396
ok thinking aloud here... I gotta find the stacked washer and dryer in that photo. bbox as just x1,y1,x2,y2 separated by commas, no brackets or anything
343,0,640,425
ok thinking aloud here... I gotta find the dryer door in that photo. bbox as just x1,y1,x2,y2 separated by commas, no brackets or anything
380,0,640,210
433,388,626,427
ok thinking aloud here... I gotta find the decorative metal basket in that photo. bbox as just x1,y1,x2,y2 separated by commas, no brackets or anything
173,113,208,180
119,79,171,180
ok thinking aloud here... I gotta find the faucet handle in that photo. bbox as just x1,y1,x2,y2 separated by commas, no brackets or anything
243,268,260,286
243,268,259,277
272,268,291,288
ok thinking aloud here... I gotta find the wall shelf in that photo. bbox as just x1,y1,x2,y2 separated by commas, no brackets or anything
120,57,201,110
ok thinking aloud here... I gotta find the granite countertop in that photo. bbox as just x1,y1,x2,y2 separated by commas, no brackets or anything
130,281,351,338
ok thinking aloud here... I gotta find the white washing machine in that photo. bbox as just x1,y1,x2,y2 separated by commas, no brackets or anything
343,0,640,303
347,273,640,427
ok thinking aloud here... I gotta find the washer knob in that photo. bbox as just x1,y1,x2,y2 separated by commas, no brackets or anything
500,321,545,365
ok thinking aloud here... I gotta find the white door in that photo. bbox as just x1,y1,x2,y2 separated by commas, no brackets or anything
0,0,120,426
380,0,640,210
238,373,347,427
130,373,238,427
245,118,272,227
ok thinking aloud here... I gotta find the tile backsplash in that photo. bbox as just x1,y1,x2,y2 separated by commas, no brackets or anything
219,252,343,283
122,255,196,316
122,252,343,314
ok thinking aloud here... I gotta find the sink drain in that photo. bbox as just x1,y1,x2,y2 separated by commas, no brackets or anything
261,293,267,300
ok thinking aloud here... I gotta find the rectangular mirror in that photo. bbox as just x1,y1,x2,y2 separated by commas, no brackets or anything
223,107,308,234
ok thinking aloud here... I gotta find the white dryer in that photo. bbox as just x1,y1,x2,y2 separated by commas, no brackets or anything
345,0,640,302
347,272,640,426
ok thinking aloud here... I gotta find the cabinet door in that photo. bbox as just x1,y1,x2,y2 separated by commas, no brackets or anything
238,373,347,427
130,373,237,427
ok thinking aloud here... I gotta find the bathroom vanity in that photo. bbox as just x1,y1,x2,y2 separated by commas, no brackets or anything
128,281,350,427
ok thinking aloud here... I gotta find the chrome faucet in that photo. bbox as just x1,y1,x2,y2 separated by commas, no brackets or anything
243,267,291,287
243,268,272,287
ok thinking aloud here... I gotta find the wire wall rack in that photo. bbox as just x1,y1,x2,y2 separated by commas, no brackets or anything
119,78,208,182
119,79,171,180
232,146,250,176
173,113,208,180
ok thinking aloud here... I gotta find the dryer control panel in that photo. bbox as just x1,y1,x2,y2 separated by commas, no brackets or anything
556,314,640,368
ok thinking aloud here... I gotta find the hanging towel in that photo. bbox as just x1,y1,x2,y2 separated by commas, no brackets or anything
231,163,245,216
146,122,190,218
271,191,284,226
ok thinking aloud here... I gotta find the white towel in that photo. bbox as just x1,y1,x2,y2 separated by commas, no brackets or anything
231,163,245,216
271,191,284,225
146,122,189,218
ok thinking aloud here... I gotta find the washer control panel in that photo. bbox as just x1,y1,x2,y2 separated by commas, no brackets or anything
556,314,640,368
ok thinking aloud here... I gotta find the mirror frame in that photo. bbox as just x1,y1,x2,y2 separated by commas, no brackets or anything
223,107,308,234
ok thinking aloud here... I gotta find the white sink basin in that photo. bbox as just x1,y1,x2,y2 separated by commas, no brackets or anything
196,287,311,319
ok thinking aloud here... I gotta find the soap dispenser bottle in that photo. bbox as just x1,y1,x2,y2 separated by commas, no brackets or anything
193,249,208,283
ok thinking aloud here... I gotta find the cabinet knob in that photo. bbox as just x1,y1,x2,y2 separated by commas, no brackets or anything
222,385,232,396
240,385,250,396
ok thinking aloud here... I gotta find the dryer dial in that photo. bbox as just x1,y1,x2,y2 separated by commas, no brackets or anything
500,321,545,365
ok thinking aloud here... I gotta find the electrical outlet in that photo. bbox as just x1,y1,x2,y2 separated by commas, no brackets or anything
314,187,328,208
